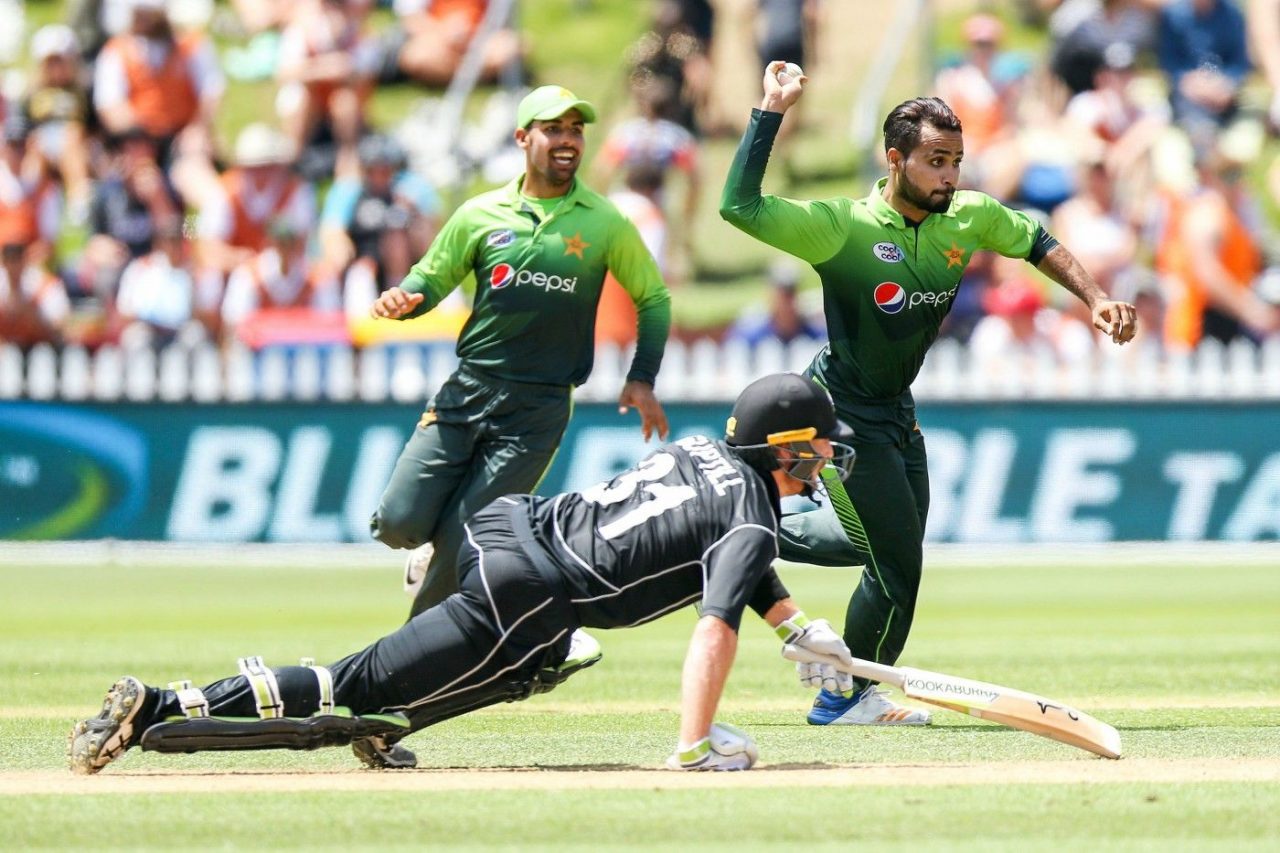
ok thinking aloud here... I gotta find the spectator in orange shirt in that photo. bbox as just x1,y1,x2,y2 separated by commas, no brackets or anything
1159,130,1280,348
934,14,1019,160
0,242,69,350
92,0,223,142
92,0,224,205
378,0,523,87
0,118,61,269
196,123,315,278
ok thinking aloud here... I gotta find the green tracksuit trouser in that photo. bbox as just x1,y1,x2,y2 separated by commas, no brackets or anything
778,421,929,689
370,363,571,617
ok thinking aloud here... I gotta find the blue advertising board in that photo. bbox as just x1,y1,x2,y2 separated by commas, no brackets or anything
2,401,1277,542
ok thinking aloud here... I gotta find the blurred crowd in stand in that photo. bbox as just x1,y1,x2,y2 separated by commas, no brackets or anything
0,0,497,353
2,0,1280,368
931,0,1280,372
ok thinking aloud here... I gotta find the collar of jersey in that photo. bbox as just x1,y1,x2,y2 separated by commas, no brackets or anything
865,177,956,227
501,175,597,210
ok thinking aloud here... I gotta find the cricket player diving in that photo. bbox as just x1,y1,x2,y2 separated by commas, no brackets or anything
70,373,860,774
720,63,1137,727
360,86,672,767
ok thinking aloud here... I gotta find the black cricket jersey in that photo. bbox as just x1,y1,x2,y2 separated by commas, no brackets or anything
517,435,788,632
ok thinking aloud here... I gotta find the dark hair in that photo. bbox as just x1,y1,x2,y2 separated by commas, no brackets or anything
882,97,962,157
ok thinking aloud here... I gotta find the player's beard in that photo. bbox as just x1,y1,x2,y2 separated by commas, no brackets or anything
898,172,954,214
543,150,579,187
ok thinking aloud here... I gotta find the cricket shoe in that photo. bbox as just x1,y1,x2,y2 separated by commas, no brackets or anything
806,684,932,726
403,542,434,597
561,628,603,676
530,628,604,695
68,675,149,774
352,735,418,770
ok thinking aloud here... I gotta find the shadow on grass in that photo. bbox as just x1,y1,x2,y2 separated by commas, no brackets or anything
99,763,647,776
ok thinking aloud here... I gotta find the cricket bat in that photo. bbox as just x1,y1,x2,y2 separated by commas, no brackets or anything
783,645,1122,759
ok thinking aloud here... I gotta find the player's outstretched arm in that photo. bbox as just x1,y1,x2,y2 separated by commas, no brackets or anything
369,286,425,320
719,61,844,265
1037,245,1137,344
668,614,758,770
678,615,736,745
617,379,669,442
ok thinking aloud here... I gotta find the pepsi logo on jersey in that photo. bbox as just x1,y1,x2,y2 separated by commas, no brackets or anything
491,264,516,289
874,282,960,314
874,282,906,314
489,264,578,293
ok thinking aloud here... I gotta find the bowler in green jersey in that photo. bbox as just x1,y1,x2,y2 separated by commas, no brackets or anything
721,62,1137,727
369,86,673,625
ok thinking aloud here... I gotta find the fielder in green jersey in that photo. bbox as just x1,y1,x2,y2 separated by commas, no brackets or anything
369,85,673,622
721,63,1137,727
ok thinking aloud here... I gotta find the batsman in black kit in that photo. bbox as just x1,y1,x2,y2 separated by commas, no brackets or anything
70,374,860,774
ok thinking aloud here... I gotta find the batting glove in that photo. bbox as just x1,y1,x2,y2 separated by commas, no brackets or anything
666,722,758,771
775,613,855,694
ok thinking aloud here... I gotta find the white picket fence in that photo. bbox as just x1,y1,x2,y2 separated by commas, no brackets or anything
2,337,1279,403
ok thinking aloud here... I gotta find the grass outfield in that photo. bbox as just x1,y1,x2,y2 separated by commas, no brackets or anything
1,547,1278,849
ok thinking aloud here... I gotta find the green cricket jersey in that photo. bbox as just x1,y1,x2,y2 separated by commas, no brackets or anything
722,109,1039,402
397,175,671,387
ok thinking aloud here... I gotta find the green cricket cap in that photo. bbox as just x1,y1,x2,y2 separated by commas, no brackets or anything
516,85,597,128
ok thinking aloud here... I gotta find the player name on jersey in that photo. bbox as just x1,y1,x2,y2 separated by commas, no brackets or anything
676,435,746,496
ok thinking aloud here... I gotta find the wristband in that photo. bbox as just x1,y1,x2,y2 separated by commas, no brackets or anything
774,611,810,644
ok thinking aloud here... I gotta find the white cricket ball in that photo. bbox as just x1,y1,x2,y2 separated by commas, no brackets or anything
776,62,805,85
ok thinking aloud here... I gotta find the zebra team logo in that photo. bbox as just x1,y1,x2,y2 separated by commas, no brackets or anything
490,263,516,289
874,282,906,314
486,229,516,248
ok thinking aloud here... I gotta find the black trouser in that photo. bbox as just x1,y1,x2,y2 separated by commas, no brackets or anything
778,409,930,690
370,363,572,616
147,502,578,734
